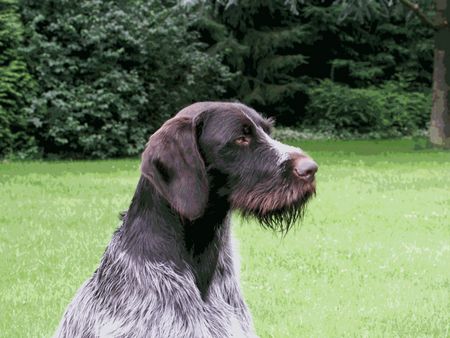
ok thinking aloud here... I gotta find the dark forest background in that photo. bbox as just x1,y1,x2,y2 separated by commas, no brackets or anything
0,0,437,159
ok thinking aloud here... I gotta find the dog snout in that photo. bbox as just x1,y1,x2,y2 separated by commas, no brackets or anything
292,156,318,181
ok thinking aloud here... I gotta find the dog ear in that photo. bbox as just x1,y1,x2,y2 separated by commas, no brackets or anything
141,116,208,221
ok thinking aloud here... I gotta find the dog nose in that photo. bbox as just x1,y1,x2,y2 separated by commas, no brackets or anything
293,157,318,181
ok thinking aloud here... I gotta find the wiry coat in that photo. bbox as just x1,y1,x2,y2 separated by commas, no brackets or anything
55,102,317,338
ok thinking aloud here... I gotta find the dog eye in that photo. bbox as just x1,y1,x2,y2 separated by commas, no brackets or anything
242,125,251,135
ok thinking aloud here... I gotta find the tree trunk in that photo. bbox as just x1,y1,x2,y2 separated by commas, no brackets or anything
429,0,450,147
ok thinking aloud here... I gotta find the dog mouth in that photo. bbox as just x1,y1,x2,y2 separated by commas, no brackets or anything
230,180,316,233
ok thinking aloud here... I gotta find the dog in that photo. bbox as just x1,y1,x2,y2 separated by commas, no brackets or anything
55,102,317,338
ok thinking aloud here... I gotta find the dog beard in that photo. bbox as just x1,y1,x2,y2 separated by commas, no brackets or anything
230,180,316,234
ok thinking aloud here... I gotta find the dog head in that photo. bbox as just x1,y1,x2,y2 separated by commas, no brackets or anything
141,102,317,232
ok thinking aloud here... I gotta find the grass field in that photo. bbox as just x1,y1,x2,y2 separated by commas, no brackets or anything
1,138,449,337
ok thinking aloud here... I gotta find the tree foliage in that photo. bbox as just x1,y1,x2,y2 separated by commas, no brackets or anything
0,0,438,158
20,0,233,158
195,0,433,128
0,0,36,158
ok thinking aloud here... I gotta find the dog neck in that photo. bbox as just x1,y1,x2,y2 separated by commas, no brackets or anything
114,175,231,297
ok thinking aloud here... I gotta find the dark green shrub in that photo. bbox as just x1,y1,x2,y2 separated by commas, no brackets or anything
0,0,37,158
21,0,233,158
305,80,431,136
196,1,433,125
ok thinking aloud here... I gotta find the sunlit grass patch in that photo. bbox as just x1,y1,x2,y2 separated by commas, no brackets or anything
1,139,449,337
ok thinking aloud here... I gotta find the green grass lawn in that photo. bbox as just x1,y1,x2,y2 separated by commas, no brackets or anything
1,139,449,337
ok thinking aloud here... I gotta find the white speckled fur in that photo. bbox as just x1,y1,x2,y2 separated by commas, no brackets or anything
54,217,257,338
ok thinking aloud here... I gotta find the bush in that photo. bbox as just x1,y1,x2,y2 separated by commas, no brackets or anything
197,1,433,126
20,0,233,158
272,126,335,141
304,80,431,137
0,0,37,158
